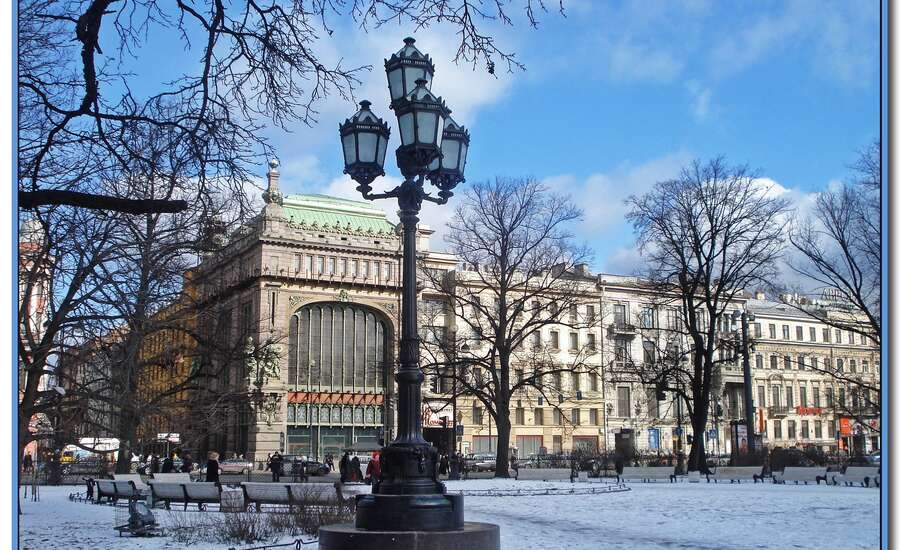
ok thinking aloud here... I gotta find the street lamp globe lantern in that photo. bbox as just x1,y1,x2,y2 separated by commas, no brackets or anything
428,114,470,198
385,37,436,104
339,100,391,192
392,78,449,177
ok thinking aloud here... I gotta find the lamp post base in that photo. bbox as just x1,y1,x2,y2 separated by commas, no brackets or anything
319,521,500,550
355,492,464,531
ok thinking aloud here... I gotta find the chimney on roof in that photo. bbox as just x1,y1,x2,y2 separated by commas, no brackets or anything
755,290,766,301
574,263,590,276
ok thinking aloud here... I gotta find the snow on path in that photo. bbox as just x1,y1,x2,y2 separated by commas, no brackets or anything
18,480,879,550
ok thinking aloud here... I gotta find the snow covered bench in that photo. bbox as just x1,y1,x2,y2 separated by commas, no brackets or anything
830,467,880,487
617,467,676,483
148,480,224,510
148,481,189,510
94,479,117,503
772,467,828,485
706,467,763,483
515,468,580,482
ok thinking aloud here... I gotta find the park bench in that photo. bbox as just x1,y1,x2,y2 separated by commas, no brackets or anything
94,479,117,503
706,466,764,483
771,466,828,485
515,468,584,482
241,482,368,512
830,466,880,487
113,474,150,492
148,481,224,510
151,472,192,483
617,466,676,483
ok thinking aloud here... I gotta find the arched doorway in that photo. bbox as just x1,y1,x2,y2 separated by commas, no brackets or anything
285,303,391,460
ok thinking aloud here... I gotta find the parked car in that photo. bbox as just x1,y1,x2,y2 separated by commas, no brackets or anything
284,459,330,476
866,451,880,466
464,454,496,472
200,458,254,475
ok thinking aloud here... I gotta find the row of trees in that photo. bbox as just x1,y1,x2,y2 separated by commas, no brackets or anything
418,146,880,476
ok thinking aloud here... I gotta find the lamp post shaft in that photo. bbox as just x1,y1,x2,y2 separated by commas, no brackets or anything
740,312,755,459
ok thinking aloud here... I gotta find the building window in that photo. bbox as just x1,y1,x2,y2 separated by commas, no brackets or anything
826,387,834,408
848,332,855,344
473,404,483,425
590,408,599,425
534,408,544,426
328,257,336,275
824,357,832,371
571,408,581,425
316,256,324,274
783,355,792,370
770,355,778,370
642,341,656,364
553,373,563,392
801,421,809,439
809,327,817,342
640,307,656,329
813,387,821,407
782,325,790,340
586,305,596,323
814,421,822,439
827,421,834,439
362,261,370,279
786,387,794,409
515,407,525,425
797,356,805,370
800,386,808,407
795,326,803,340
552,435,562,454
572,371,581,392
515,369,524,384
753,322,762,338
772,386,782,408
552,409,562,425
768,324,776,339
849,359,857,373
550,331,560,349
569,332,579,351
617,386,631,418
569,305,578,324
341,258,348,276
590,372,599,391
822,328,830,342
757,385,766,408
587,334,597,351
531,331,542,348
615,338,629,362
385,263,393,280
614,304,627,327
756,355,764,370
787,420,796,439
836,359,844,372
838,388,846,407
351,259,359,277
773,419,782,439
835,330,842,343
863,360,869,373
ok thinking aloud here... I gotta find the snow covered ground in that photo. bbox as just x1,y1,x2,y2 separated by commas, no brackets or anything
18,479,879,549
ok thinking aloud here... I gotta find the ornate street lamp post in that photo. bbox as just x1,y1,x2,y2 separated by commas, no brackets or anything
334,37,480,538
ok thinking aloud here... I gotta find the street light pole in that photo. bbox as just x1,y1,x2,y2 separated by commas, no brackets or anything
733,310,756,460
335,38,474,535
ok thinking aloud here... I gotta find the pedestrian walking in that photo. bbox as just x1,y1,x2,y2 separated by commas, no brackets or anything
351,455,362,482
161,451,175,473
439,454,449,476
325,454,334,472
365,452,382,485
339,451,351,483
205,451,220,483
271,451,283,482
180,453,194,474
150,454,160,474
22,453,33,474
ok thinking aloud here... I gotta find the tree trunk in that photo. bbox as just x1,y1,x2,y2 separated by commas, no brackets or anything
493,412,511,478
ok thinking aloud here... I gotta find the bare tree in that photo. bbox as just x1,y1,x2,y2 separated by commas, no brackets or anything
783,141,881,345
18,0,563,214
420,177,599,477
626,158,790,471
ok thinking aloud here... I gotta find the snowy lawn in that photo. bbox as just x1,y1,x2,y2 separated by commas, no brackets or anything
18,479,879,549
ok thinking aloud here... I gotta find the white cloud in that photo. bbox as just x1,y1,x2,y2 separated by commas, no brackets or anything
685,80,712,120
603,245,647,276
607,38,684,83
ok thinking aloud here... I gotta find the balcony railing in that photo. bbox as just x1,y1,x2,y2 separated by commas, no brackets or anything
608,322,637,335
768,406,790,417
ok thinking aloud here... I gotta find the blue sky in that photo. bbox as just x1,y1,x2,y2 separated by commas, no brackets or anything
112,0,881,275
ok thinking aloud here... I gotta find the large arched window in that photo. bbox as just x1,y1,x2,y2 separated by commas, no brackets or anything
288,303,389,393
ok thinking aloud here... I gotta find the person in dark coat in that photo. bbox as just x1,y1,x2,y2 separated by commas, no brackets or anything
339,452,351,483
205,451,220,483
180,453,194,474
161,452,175,473
439,454,449,476
150,453,160,474
271,451,283,482
350,455,362,482
365,452,382,485
22,453,33,474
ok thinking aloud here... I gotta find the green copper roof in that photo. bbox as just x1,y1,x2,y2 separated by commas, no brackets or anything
281,194,396,235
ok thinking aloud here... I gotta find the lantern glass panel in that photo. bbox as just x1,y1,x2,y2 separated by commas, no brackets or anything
358,132,378,163
404,67,427,93
442,139,460,170
427,156,440,171
388,68,404,101
416,111,438,145
376,136,388,167
459,142,468,173
342,134,357,165
399,112,415,145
